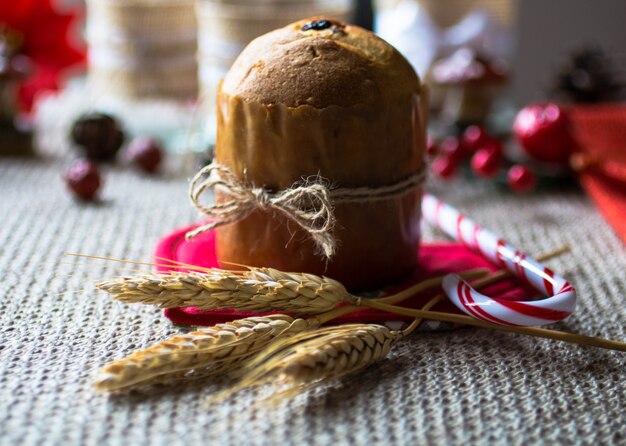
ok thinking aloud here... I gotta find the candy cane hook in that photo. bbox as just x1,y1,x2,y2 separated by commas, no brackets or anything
422,194,576,327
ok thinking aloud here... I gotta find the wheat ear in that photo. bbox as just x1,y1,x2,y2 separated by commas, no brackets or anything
96,268,351,315
221,324,402,402
94,315,318,392
91,246,569,315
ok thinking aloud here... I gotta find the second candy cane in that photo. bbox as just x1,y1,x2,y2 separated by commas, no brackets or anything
422,194,577,327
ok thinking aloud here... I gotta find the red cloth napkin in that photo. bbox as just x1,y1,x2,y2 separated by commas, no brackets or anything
155,225,534,327
570,104,626,243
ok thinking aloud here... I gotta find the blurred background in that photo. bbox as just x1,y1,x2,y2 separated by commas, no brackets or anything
2,0,626,241
511,0,626,103
3,0,626,153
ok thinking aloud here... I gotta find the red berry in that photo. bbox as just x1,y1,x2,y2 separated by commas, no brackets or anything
481,139,503,155
426,134,439,156
471,144,502,178
463,125,491,153
126,137,163,173
64,159,102,201
439,136,466,160
507,164,536,193
432,154,457,179
513,103,575,164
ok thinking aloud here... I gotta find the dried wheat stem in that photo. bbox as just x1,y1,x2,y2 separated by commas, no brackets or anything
377,246,568,306
381,245,574,330
96,267,351,315
94,315,318,392
401,294,445,337
375,268,488,304
93,245,564,317
65,252,214,274
92,246,566,316
356,300,626,352
94,247,579,395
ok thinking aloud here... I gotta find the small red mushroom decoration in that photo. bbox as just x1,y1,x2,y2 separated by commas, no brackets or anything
431,47,508,126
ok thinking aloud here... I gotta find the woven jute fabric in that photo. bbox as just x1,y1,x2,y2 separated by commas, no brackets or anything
0,155,624,445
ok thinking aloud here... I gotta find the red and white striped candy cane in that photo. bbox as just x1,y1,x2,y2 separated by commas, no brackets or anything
422,193,576,327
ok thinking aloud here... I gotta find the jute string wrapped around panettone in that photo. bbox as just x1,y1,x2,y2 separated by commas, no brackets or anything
186,162,427,259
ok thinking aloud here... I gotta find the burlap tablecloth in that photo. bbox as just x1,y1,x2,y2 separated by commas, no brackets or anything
1,155,624,445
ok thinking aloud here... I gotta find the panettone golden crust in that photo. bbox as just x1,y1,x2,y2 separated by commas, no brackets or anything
221,17,420,109
214,18,426,290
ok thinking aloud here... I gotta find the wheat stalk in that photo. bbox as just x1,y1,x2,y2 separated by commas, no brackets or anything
279,325,401,382
224,324,403,401
91,245,626,399
89,247,569,316
96,268,351,315
94,314,318,392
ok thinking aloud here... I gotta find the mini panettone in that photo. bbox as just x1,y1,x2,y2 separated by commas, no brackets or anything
211,17,426,290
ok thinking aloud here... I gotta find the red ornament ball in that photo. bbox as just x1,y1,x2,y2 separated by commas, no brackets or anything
471,141,502,178
512,103,575,165
507,164,536,194
463,125,491,154
64,159,102,201
432,154,457,180
126,137,164,174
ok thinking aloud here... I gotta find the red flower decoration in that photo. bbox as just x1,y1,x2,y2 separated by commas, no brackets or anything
0,0,85,112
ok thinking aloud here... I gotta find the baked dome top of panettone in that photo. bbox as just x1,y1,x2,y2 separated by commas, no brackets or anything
220,17,421,109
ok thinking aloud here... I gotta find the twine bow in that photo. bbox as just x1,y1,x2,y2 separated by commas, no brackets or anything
187,163,337,258
187,162,426,260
